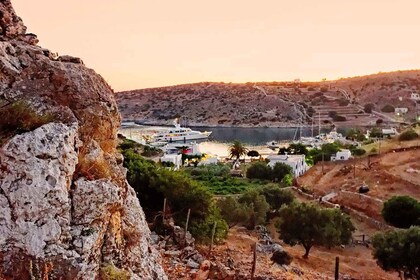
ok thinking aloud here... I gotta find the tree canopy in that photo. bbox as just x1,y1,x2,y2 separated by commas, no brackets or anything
229,140,248,160
308,143,341,164
271,162,293,182
246,161,292,182
399,129,419,141
238,189,270,229
382,196,420,228
217,197,251,228
247,150,260,158
120,146,227,242
372,226,420,279
277,202,355,258
278,143,309,156
259,185,294,211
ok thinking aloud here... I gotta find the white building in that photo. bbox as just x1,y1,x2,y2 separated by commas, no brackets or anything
382,128,398,136
160,154,182,170
266,154,309,177
331,149,351,161
411,92,420,101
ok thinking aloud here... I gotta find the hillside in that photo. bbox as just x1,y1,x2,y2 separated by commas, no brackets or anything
116,70,420,127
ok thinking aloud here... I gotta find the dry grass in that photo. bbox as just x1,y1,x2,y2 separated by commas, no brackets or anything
76,156,112,180
362,137,420,154
0,101,54,145
123,228,141,250
99,264,130,280
99,139,117,154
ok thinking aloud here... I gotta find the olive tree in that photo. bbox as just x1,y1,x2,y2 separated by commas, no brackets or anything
277,202,355,258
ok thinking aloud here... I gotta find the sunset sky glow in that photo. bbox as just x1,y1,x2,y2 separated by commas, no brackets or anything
13,0,420,91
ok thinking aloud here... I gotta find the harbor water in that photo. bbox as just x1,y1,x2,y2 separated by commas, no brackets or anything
119,125,349,158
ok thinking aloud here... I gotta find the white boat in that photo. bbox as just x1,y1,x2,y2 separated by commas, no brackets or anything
149,141,168,147
121,121,140,128
151,119,212,143
296,128,346,148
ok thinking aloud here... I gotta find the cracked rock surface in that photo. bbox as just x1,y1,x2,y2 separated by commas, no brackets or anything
0,0,167,279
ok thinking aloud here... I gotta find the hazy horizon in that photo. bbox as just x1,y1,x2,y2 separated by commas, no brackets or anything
13,0,420,91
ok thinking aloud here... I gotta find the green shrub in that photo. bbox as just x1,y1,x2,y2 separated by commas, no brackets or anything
364,103,375,113
332,115,347,122
329,111,338,118
246,162,272,180
381,104,395,113
398,129,418,141
239,189,270,229
271,249,293,265
280,174,293,187
372,226,420,278
99,264,130,280
217,197,253,228
189,206,228,244
246,162,292,182
271,163,293,182
382,196,420,228
338,98,350,106
120,148,226,242
351,148,366,156
259,185,294,211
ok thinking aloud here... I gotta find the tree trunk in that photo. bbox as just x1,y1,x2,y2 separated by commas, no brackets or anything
303,245,311,259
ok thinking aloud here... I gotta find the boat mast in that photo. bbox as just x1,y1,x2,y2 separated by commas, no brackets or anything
318,111,321,136
299,120,301,140
311,116,314,137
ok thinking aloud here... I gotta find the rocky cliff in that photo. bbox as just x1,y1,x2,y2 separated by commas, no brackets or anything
0,1,167,279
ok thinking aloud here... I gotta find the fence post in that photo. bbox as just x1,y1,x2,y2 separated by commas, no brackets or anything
208,221,217,255
162,198,167,221
251,242,257,280
335,256,339,280
184,209,191,247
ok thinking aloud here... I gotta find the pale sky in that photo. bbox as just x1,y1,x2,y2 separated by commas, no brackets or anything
13,0,420,91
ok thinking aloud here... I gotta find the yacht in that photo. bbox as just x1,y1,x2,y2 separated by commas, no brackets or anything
151,119,212,143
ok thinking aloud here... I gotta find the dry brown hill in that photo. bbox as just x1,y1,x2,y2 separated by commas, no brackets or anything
116,70,420,127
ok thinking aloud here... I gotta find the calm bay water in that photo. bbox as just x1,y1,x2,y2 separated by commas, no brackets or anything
190,126,333,145
120,125,349,158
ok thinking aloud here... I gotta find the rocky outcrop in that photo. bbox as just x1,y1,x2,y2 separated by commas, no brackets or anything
0,0,166,279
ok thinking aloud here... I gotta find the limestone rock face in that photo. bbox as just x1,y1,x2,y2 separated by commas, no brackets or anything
0,1,167,279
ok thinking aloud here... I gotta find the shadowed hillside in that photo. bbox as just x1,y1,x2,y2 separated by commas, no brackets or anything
116,70,420,127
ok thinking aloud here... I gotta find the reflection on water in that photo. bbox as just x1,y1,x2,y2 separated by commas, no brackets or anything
190,126,335,145
198,141,278,158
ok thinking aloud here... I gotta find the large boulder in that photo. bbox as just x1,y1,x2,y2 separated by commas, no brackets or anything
0,0,167,279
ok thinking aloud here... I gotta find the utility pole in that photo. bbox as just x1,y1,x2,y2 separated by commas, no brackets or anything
353,162,356,178
322,152,325,174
